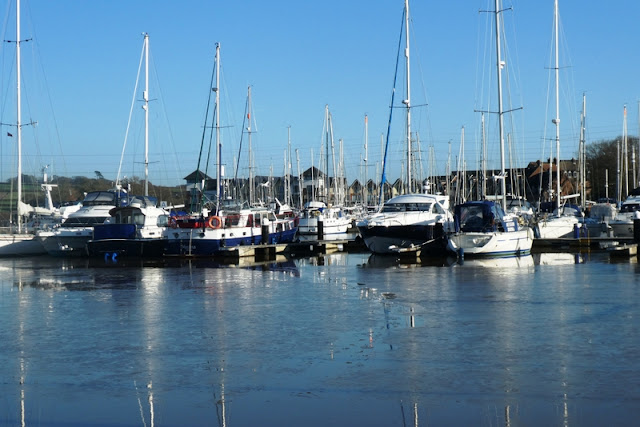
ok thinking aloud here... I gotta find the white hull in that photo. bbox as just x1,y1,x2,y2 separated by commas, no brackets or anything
0,233,46,256
448,228,533,256
536,215,580,239
298,217,350,235
609,220,634,238
36,227,93,257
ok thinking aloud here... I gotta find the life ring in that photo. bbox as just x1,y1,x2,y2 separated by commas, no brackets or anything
169,217,177,228
207,216,222,229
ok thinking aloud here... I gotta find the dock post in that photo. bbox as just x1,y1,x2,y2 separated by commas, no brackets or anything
318,219,324,240
261,224,270,244
634,219,640,243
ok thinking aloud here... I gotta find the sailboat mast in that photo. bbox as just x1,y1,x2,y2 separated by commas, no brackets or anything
16,0,23,231
364,114,368,205
247,85,254,206
296,148,302,208
324,105,330,202
494,0,507,210
214,43,221,207
404,0,412,194
143,33,149,196
481,112,487,199
552,0,561,212
286,126,292,206
579,93,586,209
623,104,628,197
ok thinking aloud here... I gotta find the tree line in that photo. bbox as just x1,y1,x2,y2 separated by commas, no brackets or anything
586,135,640,201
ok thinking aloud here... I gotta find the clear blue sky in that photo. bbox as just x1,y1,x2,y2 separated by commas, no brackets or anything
0,0,638,190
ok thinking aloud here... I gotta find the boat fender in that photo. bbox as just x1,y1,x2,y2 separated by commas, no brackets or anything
207,216,222,229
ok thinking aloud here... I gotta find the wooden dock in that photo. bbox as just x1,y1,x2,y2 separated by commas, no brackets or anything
216,238,366,261
532,236,635,251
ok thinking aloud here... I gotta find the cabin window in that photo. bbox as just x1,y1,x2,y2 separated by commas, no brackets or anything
134,213,145,226
382,203,403,213
157,215,169,227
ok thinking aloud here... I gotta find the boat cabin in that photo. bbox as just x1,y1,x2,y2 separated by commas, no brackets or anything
454,201,518,233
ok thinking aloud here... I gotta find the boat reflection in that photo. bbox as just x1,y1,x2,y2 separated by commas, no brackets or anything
10,254,300,291
297,232,356,242
532,252,585,265
365,253,456,268
456,255,534,269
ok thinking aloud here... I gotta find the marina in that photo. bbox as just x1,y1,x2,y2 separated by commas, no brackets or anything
1,251,639,426
1,1,640,424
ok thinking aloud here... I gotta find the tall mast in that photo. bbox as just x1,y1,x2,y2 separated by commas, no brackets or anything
481,113,487,199
143,33,150,196
364,114,368,205
494,0,507,210
214,43,221,207
286,126,292,206
324,105,330,202
623,104,628,197
16,0,23,231
460,126,465,201
552,0,561,212
404,0,412,194
295,148,302,208
579,93,586,209
247,85,254,206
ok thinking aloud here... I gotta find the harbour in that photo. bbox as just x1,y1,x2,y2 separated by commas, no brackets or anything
1,250,639,426
1,0,640,424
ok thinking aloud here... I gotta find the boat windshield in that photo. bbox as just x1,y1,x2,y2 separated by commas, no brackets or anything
382,202,433,213
82,191,118,207
620,203,640,213
62,216,110,226
114,210,145,225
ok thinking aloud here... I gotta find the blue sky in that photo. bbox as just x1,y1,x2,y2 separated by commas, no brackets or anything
0,0,638,190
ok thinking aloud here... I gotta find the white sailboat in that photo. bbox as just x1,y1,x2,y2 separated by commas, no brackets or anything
0,0,47,256
298,104,351,236
535,0,581,239
357,0,454,255
447,0,533,257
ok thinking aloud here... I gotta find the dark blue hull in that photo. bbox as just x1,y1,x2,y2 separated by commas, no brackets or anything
87,238,167,259
357,223,451,256
164,228,298,256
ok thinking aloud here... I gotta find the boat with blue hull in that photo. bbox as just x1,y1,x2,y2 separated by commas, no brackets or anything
87,197,170,259
36,189,131,257
164,204,297,257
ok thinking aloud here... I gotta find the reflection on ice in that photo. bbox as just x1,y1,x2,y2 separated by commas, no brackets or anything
456,255,535,269
532,252,584,265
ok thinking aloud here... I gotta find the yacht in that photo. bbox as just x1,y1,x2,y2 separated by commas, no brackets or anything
36,189,129,257
609,195,640,238
297,201,350,236
357,193,453,255
447,200,533,257
164,199,298,257
87,196,171,258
